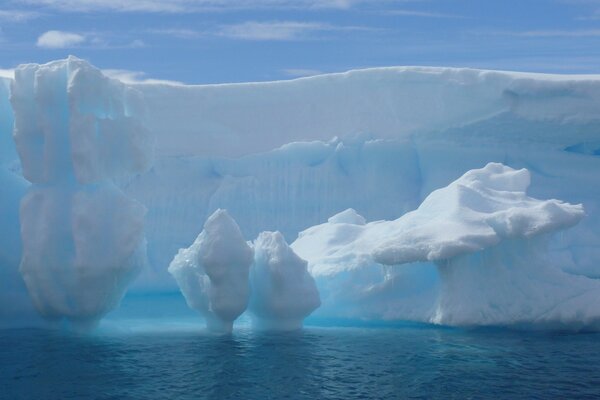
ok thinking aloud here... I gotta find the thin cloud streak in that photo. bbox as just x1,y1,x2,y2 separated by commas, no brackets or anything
218,21,331,41
217,20,375,41
385,9,463,18
103,68,185,85
0,9,41,21
509,29,600,37
146,28,203,39
15,0,398,13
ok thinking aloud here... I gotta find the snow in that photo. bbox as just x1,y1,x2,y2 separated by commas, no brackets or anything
168,209,254,333
250,231,320,330
2,57,600,330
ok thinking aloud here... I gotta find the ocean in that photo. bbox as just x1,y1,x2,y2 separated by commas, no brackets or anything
1,323,599,399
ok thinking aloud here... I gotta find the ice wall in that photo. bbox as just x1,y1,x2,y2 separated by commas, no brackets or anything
119,68,600,294
10,57,151,329
2,59,600,330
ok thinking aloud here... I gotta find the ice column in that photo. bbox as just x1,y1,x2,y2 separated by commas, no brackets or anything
168,209,254,333
11,57,152,330
249,231,320,330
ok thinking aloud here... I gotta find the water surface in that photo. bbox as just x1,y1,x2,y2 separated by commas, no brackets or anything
1,325,600,399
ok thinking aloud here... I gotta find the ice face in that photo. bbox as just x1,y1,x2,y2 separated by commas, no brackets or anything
249,231,320,330
168,209,254,333
432,237,600,328
9,57,151,330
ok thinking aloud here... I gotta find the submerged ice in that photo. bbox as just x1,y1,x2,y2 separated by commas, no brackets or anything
2,57,600,331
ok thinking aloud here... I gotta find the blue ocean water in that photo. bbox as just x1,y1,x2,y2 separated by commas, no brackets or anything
1,324,600,399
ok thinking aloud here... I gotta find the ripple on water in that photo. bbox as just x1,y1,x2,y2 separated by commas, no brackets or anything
1,327,600,399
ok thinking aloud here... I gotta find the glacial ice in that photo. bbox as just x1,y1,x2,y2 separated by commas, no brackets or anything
2,57,600,330
292,163,600,328
250,231,320,330
168,209,254,333
9,57,151,329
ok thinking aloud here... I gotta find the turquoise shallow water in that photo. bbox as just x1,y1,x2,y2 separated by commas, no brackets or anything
1,325,600,399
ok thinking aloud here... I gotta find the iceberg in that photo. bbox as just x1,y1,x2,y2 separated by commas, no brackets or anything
168,209,254,333
292,163,598,329
250,231,320,330
9,57,151,330
1,57,600,331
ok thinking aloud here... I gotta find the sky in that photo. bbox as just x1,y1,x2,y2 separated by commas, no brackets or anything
1,0,600,84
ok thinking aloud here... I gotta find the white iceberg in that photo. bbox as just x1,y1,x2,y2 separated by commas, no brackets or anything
249,231,320,330
168,209,254,333
292,163,598,329
10,57,151,330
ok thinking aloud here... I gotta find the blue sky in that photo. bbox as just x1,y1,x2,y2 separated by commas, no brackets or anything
1,0,600,84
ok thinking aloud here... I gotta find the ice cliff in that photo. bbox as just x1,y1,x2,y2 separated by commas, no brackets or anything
1,57,600,330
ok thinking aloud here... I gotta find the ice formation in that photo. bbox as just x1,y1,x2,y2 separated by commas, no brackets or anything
9,57,151,329
168,209,254,333
292,163,600,328
2,57,600,330
250,231,320,330
0,76,36,327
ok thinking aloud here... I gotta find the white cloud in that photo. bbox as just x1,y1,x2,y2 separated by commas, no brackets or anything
218,21,331,40
385,9,462,18
0,9,41,21
509,29,600,37
37,30,85,48
0,68,15,79
16,0,394,13
146,28,202,39
103,68,184,85
36,30,146,49
282,68,323,77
